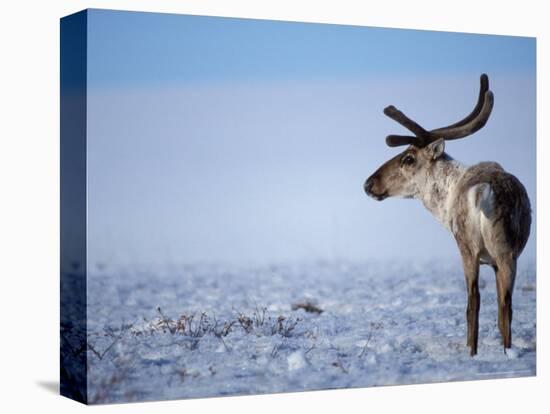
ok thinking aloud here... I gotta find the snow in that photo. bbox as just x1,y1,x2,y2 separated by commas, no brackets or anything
83,259,536,404
287,351,307,371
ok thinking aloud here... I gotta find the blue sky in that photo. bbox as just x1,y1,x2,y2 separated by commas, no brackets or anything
87,9,535,86
85,9,536,266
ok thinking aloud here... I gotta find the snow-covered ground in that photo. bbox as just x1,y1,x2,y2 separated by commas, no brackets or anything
84,259,536,404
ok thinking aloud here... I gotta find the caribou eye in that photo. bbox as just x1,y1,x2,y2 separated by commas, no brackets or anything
401,154,416,166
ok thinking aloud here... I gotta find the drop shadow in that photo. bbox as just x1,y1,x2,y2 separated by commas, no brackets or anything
36,380,59,395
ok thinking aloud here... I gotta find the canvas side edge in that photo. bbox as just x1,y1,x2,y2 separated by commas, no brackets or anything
60,9,88,405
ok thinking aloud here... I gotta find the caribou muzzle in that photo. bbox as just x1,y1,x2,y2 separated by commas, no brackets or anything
364,175,388,201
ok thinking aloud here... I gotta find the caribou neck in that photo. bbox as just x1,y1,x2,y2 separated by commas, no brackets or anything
417,154,466,231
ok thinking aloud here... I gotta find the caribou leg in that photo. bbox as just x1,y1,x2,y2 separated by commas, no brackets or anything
495,255,516,350
461,251,480,356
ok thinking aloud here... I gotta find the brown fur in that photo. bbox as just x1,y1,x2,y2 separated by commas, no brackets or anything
454,162,531,257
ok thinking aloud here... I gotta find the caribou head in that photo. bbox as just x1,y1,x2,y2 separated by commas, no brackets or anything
364,74,493,201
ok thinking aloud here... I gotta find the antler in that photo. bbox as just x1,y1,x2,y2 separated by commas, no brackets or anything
384,74,494,148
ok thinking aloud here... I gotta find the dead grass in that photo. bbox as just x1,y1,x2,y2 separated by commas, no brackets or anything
87,306,304,362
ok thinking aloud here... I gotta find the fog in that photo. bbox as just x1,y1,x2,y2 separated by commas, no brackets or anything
86,10,536,266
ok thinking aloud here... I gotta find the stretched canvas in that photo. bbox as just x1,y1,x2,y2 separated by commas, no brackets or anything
60,9,536,404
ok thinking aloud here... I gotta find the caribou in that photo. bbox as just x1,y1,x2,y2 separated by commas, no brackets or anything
364,74,531,356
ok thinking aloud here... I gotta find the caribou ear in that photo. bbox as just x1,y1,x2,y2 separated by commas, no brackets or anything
427,138,445,160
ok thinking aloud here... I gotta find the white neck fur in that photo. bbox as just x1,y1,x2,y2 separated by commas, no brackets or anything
416,155,466,231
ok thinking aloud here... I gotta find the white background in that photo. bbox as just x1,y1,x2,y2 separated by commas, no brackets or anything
0,0,547,412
